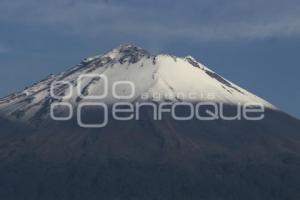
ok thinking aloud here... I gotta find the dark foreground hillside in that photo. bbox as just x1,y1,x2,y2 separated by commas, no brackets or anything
0,108,300,200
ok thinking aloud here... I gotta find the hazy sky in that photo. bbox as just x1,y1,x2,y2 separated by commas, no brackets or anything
0,0,299,118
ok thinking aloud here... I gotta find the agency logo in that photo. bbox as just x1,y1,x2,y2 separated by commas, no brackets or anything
50,73,265,128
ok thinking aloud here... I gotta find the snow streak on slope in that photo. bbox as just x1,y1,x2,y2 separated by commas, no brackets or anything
0,44,276,122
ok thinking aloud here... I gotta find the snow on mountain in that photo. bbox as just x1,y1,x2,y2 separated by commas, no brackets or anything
0,44,276,121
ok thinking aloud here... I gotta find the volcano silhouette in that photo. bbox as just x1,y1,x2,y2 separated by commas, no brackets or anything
0,45,299,200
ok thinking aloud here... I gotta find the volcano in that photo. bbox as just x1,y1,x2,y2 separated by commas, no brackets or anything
0,44,299,200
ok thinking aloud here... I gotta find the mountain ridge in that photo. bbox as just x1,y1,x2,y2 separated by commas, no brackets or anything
0,44,277,124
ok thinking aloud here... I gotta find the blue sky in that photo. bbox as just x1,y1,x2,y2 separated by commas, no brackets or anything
0,0,299,118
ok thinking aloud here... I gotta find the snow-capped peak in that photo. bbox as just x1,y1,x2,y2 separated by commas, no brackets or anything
0,44,276,121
